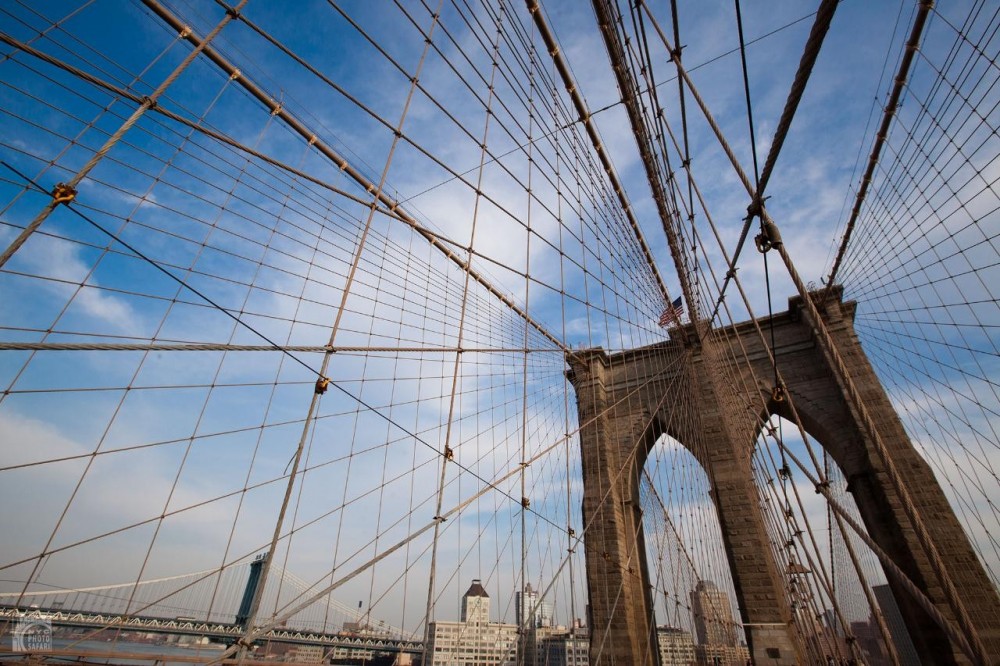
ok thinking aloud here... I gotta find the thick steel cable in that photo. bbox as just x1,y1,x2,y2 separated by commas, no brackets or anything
755,0,839,197
0,167,578,598
825,0,936,299
122,105,282,633
0,2,252,617
772,239,988,664
626,0,989,655
829,71,1000,539
606,6,885,654
523,0,674,315
227,0,573,274
421,1,503,650
636,0,837,330
208,348,687,662
0,1,248,271
667,117,950,662
3,1,984,652
592,0,698,328
138,0,565,354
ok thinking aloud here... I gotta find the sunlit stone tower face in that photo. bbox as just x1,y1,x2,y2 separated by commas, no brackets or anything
567,291,1000,664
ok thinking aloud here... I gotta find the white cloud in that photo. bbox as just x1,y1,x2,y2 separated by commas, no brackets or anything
10,233,139,335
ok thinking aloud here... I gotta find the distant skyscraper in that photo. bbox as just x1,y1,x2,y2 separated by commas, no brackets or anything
516,582,553,628
821,608,842,636
873,584,920,666
851,618,889,664
690,580,737,647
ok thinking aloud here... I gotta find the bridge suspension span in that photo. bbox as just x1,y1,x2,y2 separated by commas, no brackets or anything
0,1,998,665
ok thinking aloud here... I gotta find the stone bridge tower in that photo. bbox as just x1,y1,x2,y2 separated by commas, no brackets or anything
566,288,1000,665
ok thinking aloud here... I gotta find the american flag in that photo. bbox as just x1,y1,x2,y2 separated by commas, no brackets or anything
658,296,684,327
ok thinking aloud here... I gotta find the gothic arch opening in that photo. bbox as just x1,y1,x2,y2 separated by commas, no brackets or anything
640,433,750,665
752,414,919,665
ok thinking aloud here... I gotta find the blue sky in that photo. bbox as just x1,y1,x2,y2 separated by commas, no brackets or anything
0,0,996,648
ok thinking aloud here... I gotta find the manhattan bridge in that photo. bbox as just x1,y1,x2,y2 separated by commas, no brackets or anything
0,1,998,664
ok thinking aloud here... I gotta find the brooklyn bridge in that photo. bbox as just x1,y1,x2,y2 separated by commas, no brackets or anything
0,1,997,664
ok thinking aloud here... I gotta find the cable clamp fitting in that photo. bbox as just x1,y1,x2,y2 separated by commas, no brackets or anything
315,377,330,395
746,193,770,220
771,384,786,403
51,183,77,205
521,496,530,509
754,221,781,254
444,445,454,461
755,219,783,254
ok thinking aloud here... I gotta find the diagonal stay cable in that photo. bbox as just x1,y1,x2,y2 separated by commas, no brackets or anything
591,0,698,327
139,0,566,353
394,7,819,210
0,161,569,539
524,0,674,314
824,0,938,299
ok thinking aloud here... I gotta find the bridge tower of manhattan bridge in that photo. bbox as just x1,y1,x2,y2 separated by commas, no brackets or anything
566,287,1000,666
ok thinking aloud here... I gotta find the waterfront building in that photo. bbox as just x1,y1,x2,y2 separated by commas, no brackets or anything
426,579,517,666
656,626,695,665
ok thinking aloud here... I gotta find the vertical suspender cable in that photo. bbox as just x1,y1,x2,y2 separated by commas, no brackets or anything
824,0,935,299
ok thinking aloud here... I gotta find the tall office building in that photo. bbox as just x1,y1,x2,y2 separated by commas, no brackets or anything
515,582,553,629
690,580,738,647
873,584,920,666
